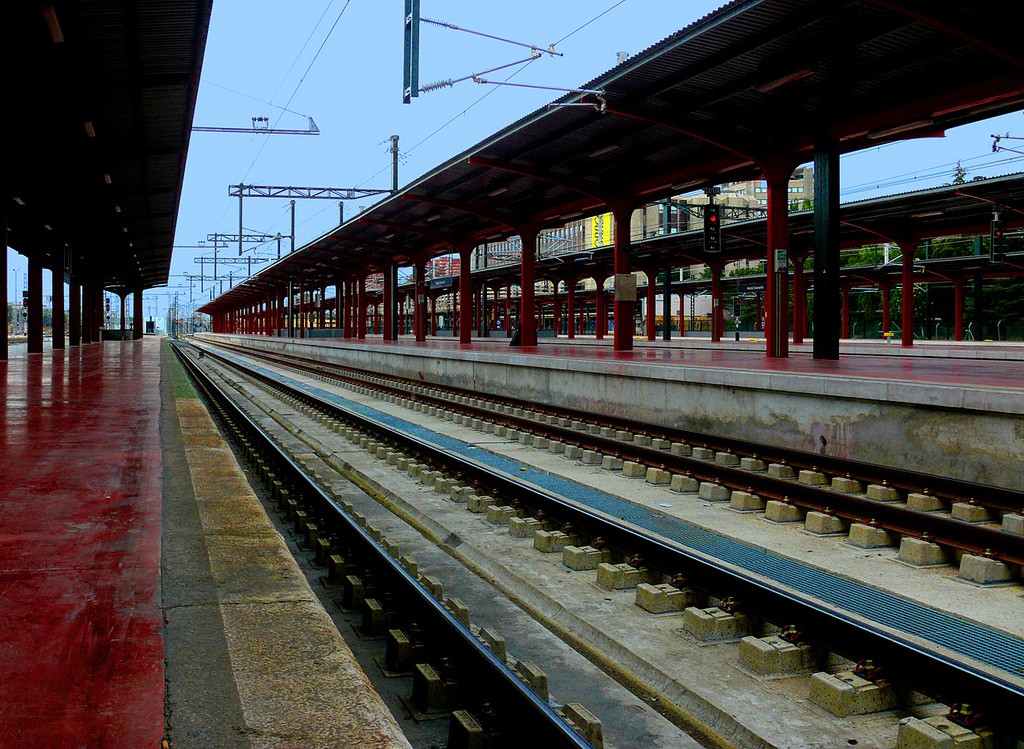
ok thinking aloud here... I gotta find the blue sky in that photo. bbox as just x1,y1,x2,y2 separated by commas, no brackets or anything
7,0,1022,315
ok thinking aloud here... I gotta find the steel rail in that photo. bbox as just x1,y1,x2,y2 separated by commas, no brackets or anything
172,343,591,749
198,339,1024,565
192,341,1024,736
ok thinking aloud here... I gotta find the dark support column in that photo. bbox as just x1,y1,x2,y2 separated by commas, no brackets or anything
52,270,65,349
69,281,81,346
594,275,608,339
841,286,851,339
382,263,394,340
28,254,43,354
414,259,426,342
813,143,840,359
710,263,724,342
880,283,892,337
518,229,538,346
972,271,983,339
133,286,143,340
92,284,103,341
551,282,560,337
611,203,635,352
119,294,127,335
478,282,488,337
81,282,92,344
566,279,576,339
953,278,965,341
645,269,656,341
335,279,345,335
287,279,296,337
357,278,366,339
791,251,807,344
763,159,794,358
458,247,472,344
0,239,7,361
662,266,672,341
900,240,919,347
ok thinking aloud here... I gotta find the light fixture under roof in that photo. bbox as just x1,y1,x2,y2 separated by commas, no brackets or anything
84,121,96,138
114,205,121,214
754,67,814,93
910,210,943,219
122,227,128,233
867,120,934,140
103,173,112,184
587,144,619,157
13,196,26,206
487,187,508,197
42,6,64,43
44,224,53,231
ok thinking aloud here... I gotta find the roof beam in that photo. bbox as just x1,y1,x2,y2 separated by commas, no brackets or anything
467,156,611,206
600,101,759,164
864,0,1024,68
401,193,517,231
358,217,461,248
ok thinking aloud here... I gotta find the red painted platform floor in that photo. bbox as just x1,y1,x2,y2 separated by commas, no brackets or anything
0,340,164,748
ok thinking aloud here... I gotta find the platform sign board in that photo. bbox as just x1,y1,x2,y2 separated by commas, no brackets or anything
590,213,611,248
429,276,453,289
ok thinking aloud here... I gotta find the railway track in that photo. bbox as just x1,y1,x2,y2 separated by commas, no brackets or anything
184,339,1023,742
173,343,598,749
202,338,1024,566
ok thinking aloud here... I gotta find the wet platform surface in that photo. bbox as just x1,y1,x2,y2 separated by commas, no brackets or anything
0,340,164,747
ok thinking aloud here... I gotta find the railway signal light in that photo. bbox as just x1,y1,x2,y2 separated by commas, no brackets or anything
704,202,722,254
990,211,1004,262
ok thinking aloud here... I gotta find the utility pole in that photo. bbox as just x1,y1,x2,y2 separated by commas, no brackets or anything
391,134,400,192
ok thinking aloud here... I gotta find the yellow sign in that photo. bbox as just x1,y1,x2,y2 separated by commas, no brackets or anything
590,212,612,248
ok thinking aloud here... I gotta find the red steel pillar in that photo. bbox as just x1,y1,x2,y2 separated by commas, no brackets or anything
566,279,576,340
518,228,538,346
119,294,127,336
763,158,794,358
383,262,394,340
52,268,66,349
458,246,473,344
357,277,367,339
610,202,635,351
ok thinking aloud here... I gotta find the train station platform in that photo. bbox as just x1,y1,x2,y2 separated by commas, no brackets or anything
0,339,410,749
202,333,1024,491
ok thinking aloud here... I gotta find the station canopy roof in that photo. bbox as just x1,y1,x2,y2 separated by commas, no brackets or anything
202,0,1024,313
6,1,213,291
